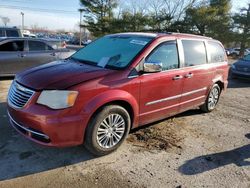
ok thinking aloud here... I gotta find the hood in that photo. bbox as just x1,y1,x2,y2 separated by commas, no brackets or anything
16,59,115,90
234,59,250,67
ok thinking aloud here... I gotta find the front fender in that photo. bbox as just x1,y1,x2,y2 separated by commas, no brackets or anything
82,89,139,127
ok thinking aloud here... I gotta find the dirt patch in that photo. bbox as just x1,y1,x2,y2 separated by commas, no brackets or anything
127,118,185,152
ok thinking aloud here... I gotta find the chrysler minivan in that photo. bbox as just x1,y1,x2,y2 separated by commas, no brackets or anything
7,32,229,155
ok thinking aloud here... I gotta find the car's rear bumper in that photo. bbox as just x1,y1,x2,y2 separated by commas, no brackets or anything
7,104,88,147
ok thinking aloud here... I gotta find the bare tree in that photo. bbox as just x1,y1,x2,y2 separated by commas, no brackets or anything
120,0,148,16
117,0,198,31
161,0,198,21
1,17,10,26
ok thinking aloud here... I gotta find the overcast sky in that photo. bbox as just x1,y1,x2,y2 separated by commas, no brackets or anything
0,0,249,31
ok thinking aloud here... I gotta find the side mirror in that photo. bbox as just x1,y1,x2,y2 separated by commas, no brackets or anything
143,60,163,73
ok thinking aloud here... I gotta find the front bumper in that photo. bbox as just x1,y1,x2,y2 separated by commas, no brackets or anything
8,111,51,143
7,103,88,147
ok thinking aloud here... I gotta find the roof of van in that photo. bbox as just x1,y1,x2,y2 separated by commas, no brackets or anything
0,37,54,43
108,32,213,40
0,27,20,30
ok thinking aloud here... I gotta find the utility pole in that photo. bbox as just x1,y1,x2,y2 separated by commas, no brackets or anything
78,9,84,46
20,12,24,32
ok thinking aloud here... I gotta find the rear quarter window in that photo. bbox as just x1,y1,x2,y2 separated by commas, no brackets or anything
182,40,207,66
207,41,226,63
6,30,19,37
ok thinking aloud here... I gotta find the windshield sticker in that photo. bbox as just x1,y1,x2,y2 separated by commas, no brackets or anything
130,40,148,46
97,57,110,68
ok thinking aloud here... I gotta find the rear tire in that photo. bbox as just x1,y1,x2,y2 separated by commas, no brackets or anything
84,105,131,156
200,84,221,113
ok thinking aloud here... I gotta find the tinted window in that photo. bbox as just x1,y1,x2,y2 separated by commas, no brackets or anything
28,41,53,51
182,40,207,66
208,41,226,63
0,41,24,51
0,30,5,37
6,30,19,37
146,41,179,71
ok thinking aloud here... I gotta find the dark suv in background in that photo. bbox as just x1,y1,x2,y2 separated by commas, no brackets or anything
0,27,23,38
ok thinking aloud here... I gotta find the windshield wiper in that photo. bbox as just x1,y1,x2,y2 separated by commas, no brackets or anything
70,57,99,66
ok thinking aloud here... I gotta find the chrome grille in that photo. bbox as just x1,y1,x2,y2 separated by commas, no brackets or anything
8,81,35,108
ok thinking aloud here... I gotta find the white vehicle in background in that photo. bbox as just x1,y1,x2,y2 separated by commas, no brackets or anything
230,48,250,57
22,30,37,38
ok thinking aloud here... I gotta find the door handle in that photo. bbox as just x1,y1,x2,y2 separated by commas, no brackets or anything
50,52,56,56
173,75,183,80
184,73,193,78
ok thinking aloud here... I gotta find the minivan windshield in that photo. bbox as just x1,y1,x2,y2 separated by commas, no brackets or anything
71,35,154,69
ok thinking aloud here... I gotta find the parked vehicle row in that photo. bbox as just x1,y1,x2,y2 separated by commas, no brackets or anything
226,47,250,57
7,32,229,156
0,37,75,76
68,38,92,46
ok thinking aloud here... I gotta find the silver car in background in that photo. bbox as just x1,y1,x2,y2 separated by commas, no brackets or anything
0,37,75,77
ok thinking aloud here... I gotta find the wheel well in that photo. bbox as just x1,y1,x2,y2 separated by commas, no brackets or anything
90,100,134,129
215,81,224,91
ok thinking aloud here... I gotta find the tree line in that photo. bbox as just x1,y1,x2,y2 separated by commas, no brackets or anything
80,0,250,54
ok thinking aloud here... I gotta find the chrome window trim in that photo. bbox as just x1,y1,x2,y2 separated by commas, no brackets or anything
146,87,207,106
134,61,227,78
7,111,50,140
128,75,139,79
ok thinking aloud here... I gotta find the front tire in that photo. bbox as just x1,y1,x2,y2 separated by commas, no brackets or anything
200,84,221,112
84,105,131,156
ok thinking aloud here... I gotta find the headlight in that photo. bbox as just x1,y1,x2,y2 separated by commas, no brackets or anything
37,90,78,109
231,64,236,69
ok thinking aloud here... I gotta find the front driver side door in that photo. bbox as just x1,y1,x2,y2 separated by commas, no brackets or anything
139,40,184,125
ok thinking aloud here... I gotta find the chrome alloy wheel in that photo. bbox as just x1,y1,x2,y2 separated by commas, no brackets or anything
208,87,219,110
97,114,126,149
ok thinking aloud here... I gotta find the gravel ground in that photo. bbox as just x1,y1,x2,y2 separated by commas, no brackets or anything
0,74,249,188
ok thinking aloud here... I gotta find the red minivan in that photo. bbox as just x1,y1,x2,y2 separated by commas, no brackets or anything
7,32,229,155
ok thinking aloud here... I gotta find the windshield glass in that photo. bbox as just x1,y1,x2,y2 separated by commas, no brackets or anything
242,54,250,61
71,35,154,69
